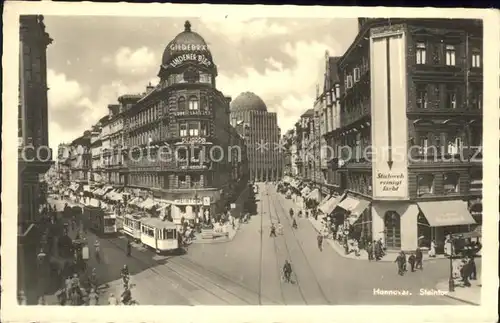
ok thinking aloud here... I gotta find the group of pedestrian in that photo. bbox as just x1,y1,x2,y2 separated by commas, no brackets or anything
394,248,424,276
366,239,386,261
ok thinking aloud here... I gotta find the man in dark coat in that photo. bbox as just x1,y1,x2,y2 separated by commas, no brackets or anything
126,240,132,257
395,252,405,275
415,247,423,270
408,253,416,272
367,242,373,261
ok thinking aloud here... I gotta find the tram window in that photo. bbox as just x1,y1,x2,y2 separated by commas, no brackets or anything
134,221,140,230
166,229,175,239
142,225,154,237
157,229,163,240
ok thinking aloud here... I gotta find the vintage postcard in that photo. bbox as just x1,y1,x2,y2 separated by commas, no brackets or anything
1,2,499,323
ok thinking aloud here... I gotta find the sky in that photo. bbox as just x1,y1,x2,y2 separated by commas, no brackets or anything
44,16,358,151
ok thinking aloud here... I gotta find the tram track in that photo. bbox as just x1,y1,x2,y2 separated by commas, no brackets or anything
272,185,330,304
263,184,308,305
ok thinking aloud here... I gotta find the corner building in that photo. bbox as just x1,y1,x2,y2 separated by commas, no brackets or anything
230,92,282,182
124,21,248,224
331,18,482,252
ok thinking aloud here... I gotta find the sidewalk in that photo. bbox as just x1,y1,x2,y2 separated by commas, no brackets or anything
286,192,447,262
435,276,481,305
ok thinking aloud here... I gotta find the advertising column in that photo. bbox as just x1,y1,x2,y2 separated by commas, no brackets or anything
370,26,415,250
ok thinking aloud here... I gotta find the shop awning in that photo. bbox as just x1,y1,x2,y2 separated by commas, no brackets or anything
461,225,482,239
128,197,139,205
157,202,171,211
338,196,370,216
318,195,331,208
83,185,91,192
301,186,311,196
417,200,476,227
306,188,320,202
143,199,158,210
319,194,345,215
139,198,154,209
282,176,291,184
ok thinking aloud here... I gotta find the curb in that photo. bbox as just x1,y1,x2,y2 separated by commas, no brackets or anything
191,226,240,245
443,293,480,306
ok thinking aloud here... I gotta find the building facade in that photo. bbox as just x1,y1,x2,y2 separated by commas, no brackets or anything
295,109,314,181
230,92,282,182
89,123,103,184
124,21,248,224
56,143,71,183
17,15,54,303
68,131,91,184
333,18,483,251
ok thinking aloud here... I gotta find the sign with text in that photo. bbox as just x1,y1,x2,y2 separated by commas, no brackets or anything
174,198,202,205
370,31,409,200
203,196,211,206
169,53,212,68
181,137,207,145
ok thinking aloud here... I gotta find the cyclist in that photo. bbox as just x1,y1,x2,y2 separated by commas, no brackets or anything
121,285,132,305
121,265,130,288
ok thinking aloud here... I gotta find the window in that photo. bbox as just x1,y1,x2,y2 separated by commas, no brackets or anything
188,96,199,110
177,148,187,161
447,135,462,155
469,170,482,192
417,174,434,196
191,148,201,162
443,173,460,194
189,123,199,136
416,84,428,109
471,84,482,109
178,97,186,111
178,175,187,185
416,42,427,64
179,123,188,137
191,174,201,187
446,85,457,109
346,75,353,88
166,229,175,239
445,45,456,66
471,49,481,68
419,135,429,155
141,225,154,237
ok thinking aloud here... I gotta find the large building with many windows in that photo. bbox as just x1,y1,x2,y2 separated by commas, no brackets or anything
327,18,483,252
124,21,248,224
230,92,282,182
17,15,54,304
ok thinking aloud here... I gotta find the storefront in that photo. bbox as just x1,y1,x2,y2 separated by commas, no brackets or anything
318,193,345,222
337,194,372,241
415,200,477,253
371,199,476,252
171,197,215,226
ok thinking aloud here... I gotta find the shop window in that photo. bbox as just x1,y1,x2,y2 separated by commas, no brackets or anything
178,175,187,185
417,212,431,248
445,45,456,66
417,174,434,196
188,96,199,110
178,97,186,111
178,205,186,214
416,42,427,64
443,172,460,194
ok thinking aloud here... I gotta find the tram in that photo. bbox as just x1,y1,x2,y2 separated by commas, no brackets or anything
139,217,180,254
84,205,117,235
122,213,145,242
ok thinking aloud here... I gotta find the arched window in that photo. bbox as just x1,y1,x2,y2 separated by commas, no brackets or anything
384,211,401,249
178,97,186,111
188,96,199,110
200,96,209,111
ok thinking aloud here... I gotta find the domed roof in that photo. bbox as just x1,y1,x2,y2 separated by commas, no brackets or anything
161,21,212,66
230,92,268,112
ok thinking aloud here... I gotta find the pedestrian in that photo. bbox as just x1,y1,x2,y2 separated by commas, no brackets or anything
88,288,99,305
367,242,373,261
395,251,405,276
292,218,298,229
408,253,416,272
317,233,323,252
401,251,407,271
461,257,472,287
270,223,277,237
108,293,118,305
415,247,423,270
429,240,436,257
126,240,132,257
277,221,283,235
18,290,27,305
468,256,477,280
65,276,72,299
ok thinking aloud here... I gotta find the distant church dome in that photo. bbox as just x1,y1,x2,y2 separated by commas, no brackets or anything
230,92,268,112
161,20,213,67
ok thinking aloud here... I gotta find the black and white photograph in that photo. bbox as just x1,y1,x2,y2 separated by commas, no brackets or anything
2,2,499,323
